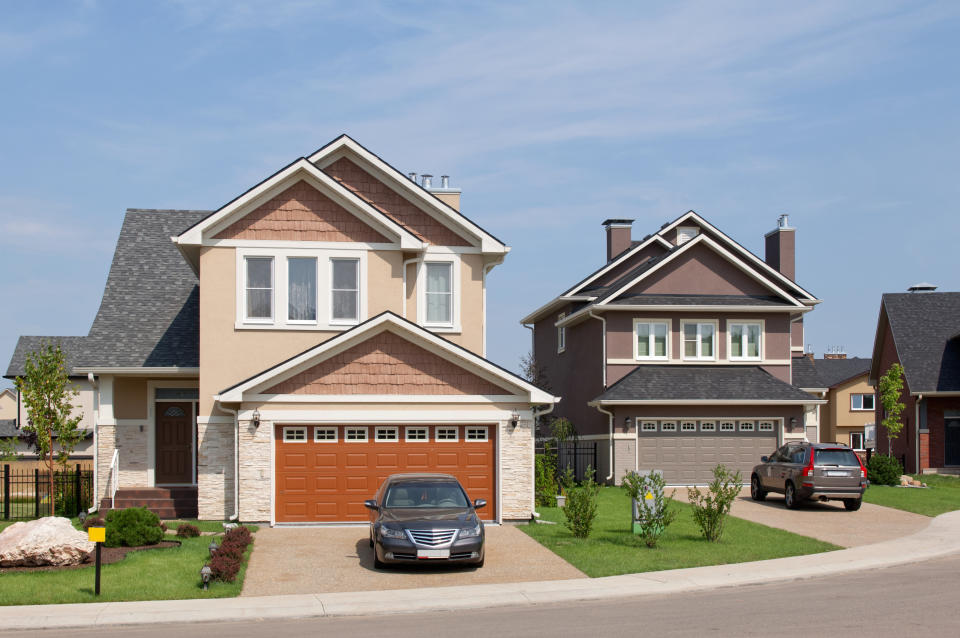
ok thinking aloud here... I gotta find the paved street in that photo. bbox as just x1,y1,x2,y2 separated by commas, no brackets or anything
6,554,958,637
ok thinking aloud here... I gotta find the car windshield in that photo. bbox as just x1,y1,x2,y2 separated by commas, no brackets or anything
815,449,861,467
383,482,469,508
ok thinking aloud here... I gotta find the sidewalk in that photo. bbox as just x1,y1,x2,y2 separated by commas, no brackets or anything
3,510,960,631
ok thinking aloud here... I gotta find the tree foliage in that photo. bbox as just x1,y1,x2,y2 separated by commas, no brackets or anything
878,363,905,454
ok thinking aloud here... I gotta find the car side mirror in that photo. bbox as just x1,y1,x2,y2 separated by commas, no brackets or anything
473,499,487,509
760,456,769,463
363,499,379,511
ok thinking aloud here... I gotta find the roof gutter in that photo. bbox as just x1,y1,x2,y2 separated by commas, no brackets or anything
73,367,200,376
591,399,828,406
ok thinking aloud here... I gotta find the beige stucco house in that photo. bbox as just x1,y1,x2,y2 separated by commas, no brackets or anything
6,135,557,523
792,354,872,451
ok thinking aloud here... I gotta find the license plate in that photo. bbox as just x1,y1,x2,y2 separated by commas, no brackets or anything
417,549,450,559
825,471,850,477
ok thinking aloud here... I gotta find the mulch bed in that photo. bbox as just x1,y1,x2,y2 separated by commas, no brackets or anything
0,540,181,573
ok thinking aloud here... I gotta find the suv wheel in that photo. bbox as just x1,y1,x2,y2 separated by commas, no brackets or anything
843,498,862,511
750,475,767,501
784,482,800,509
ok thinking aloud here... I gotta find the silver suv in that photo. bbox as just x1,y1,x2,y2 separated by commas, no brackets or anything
751,442,868,511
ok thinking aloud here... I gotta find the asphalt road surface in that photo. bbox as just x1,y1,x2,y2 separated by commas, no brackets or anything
6,555,959,637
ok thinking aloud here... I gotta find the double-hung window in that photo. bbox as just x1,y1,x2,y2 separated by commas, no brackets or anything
635,320,669,360
425,262,453,325
729,321,762,360
287,257,317,323
331,258,359,323
245,257,274,321
682,321,715,360
851,394,875,411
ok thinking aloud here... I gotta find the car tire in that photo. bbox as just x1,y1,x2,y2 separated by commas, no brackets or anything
843,498,862,511
784,482,800,509
750,475,767,501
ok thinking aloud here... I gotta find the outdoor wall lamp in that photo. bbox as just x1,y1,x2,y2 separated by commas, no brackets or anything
252,409,261,428
510,412,520,427
624,416,631,427
790,417,797,426
200,565,212,590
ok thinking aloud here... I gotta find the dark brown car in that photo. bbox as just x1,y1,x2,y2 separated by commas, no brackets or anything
751,442,868,510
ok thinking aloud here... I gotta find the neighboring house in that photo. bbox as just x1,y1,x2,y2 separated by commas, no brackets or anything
0,376,95,460
792,353,873,450
521,212,825,485
869,288,960,473
5,135,556,523
0,388,16,419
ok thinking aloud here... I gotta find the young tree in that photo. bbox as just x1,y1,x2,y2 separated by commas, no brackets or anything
14,342,84,515
878,363,905,455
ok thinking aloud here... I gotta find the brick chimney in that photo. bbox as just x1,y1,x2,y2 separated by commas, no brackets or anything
602,219,634,262
764,214,795,280
824,346,847,360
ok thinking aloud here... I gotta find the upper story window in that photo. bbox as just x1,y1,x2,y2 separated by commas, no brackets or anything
634,320,668,360
287,257,317,323
424,262,453,326
682,321,716,360
245,257,274,321
851,394,875,411
729,321,762,360
331,258,359,323
557,313,567,353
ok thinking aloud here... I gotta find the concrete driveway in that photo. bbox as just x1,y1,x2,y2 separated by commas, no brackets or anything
672,486,929,547
241,524,585,596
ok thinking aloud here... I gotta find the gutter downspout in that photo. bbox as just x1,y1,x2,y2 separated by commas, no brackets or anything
588,310,607,388
87,373,99,514
217,402,240,521
916,393,923,473
594,404,615,482
401,256,420,319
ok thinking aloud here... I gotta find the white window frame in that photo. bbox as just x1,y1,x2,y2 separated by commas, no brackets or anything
660,421,677,432
739,420,755,432
329,257,361,326
283,426,307,442
851,394,875,411
314,426,338,442
680,421,697,432
681,320,718,361
375,426,399,442
640,421,657,433
418,257,460,331
405,426,429,442
633,319,670,361
465,426,488,441
727,320,764,361
758,421,775,432
719,421,736,432
436,426,459,442
345,426,368,442
700,421,716,432
850,431,865,450
557,313,567,353
243,256,275,323
286,256,318,325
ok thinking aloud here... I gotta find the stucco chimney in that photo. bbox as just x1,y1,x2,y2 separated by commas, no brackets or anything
424,174,462,211
764,214,795,280
602,219,634,262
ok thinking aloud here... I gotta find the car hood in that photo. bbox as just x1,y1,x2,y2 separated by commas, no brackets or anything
379,508,478,528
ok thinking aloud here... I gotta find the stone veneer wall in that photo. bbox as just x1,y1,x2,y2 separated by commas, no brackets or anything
96,424,149,502
499,419,534,520
198,422,235,520
238,419,272,522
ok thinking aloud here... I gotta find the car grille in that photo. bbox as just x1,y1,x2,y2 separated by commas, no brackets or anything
408,529,457,547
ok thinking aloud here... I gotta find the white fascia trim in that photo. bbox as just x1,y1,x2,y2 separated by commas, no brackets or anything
73,367,200,376
246,410,517,422
243,393,529,404
589,399,828,406
308,137,507,254
656,211,817,302
606,358,793,366
799,387,829,393
911,391,960,397
217,313,558,405
207,239,400,251
563,234,672,298
603,234,805,308
558,305,810,323
176,159,423,251
519,295,596,326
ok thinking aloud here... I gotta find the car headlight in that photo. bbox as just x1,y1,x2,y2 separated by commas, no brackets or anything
380,526,406,539
459,522,483,538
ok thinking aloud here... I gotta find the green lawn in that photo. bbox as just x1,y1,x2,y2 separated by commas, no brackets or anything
862,473,960,516
522,487,838,578
164,519,260,533
0,533,253,606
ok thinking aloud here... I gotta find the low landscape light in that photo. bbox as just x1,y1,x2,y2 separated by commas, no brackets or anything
209,540,219,556
200,565,212,590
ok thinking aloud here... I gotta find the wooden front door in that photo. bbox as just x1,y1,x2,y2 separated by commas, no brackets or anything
946,418,960,466
155,402,194,484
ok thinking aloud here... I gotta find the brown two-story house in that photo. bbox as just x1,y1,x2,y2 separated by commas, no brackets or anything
522,212,824,484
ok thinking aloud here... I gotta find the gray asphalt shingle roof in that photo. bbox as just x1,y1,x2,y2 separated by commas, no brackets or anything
882,292,960,392
607,294,791,307
816,357,871,388
790,355,823,389
0,419,17,437
593,365,816,402
5,209,209,377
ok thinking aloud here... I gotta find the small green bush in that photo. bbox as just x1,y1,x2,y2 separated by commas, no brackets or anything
535,443,558,507
104,507,164,547
867,454,903,486
621,470,676,548
176,523,201,538
688,464,742,542
562,466,600,538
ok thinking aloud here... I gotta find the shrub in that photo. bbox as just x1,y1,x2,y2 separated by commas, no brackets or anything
104,507,164,547
209,552,241,583
867,454,903,486
82,516,105,530
209,526,253,583
621,470,676,548
223,525,253,545
562,466,600,538
535,442,558,507
687,464,742,542
558,465,576,496
176,523,201,538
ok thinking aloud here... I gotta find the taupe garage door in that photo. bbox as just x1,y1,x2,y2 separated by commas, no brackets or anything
637,419,778,484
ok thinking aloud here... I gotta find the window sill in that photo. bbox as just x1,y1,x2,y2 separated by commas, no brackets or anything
635,357,669,362
729,357,762,362
234,321,357,332
423,323,462,334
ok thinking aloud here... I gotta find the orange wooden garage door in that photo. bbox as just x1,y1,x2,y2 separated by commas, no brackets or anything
275,424,496,523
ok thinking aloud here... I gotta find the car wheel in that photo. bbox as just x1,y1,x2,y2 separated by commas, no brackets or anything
369,527,374,548
373,550,386,569
784,482,800,509
844,498,862,511
750,475,767,501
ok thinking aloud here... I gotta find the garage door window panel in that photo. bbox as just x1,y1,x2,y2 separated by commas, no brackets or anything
466,426,488,441
346,427,368,442
682,321,716,360
758,421,775,432
739,421,755,432
283,426,307,442
681,421,696,432
436,427,459,441
700,421,716,432
375,427,399,442
719,421,735,432
660,421,677,432
640,421,657,433
314,427,337,442
405,427,429,442
634,320,669,360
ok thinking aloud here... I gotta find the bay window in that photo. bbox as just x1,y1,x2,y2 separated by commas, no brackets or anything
729,321,762,360
635,320,669,360
682,321,715,360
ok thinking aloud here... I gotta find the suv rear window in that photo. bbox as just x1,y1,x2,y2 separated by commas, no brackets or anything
815,449,860,467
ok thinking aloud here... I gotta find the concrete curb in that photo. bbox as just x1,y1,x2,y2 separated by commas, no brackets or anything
3,510,960,631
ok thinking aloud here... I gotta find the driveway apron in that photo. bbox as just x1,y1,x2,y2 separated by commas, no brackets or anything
241,524,585,596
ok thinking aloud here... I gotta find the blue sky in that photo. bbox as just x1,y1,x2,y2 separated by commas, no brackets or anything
2,1,959,387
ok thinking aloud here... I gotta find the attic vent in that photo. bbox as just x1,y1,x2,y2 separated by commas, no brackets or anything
908,282,937,293
676,226,699,245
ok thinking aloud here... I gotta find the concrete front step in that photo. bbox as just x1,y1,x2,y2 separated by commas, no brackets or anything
99,487,198,519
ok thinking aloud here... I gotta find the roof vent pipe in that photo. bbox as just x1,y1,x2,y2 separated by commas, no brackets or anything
421,174,433,189
778,214,791,229
408,172,417,182
908,282,938,293
441,175,449,189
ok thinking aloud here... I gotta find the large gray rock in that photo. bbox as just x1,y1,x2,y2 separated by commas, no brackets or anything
0,517,95,567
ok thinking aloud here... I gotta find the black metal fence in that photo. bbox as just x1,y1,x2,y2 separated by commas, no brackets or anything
1,464,93,520
535,440,598,482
